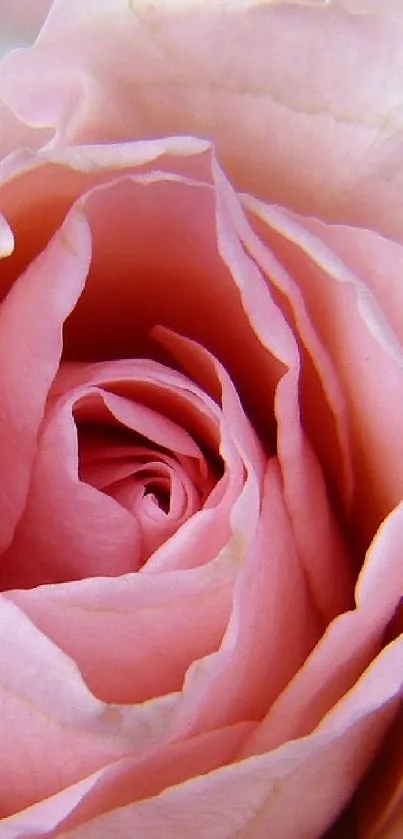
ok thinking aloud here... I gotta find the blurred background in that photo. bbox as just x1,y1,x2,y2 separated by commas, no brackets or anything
0,0,52,56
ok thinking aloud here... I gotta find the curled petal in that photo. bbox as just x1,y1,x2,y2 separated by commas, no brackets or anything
0,596,179,818
8,547,239,706
0,209,90,557
2,2,403,239
239,501,403,757
42,636,403,839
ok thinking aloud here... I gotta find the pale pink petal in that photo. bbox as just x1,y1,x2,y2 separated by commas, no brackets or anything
0,770,106,839
274,371,354,621
2,152,282,444
0,165,280,451
239,502,403,757
50,636,403,839
4,164,281,584
8,547,239,705
2,3,403,238
45,136,211,174
0,209,90,557
0,102,51,158
50,356,243,576
0,720,254,839
86,389,208,464
173,457,319,739
0,394,142,589
152,329,266,574
0,138,211,203
237,193,354,510
245,199,403,550
5,333,253,701
300,216,403,352
0,596,179,819
51,722,256,837
213,165,353,620
74,387,211,560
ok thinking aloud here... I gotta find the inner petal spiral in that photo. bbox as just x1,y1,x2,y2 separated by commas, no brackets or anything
74,390,217,564
0,341,254,590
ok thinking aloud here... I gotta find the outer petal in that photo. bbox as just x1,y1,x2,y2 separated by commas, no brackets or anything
171,456,319,739
212,164,353,620
239,501,403,757
0,722,255,839
0,596,180,819
44,636,403,839
298,215,403,351
243,197,403,550
7,548,239,706
2,2,403,237
0,209,90,555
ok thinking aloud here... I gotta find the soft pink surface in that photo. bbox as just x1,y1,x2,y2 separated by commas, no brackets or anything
2,635,400,838
243,198,403,550
2,503,403,834
1,2,403,238
0,210,89,556
0,139,400,834
0,4,401,836
0,594,180,819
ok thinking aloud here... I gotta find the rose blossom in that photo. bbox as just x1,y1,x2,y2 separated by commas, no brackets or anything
0,1,402,837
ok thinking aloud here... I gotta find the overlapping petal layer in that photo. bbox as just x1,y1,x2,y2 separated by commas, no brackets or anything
1,1,403,239
0,30,401,834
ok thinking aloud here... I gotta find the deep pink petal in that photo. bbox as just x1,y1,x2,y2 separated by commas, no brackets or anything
300,214,403,357
0,209,90,557
1,152,283,442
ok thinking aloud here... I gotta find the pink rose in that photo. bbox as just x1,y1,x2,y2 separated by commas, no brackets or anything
0,2,402,837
